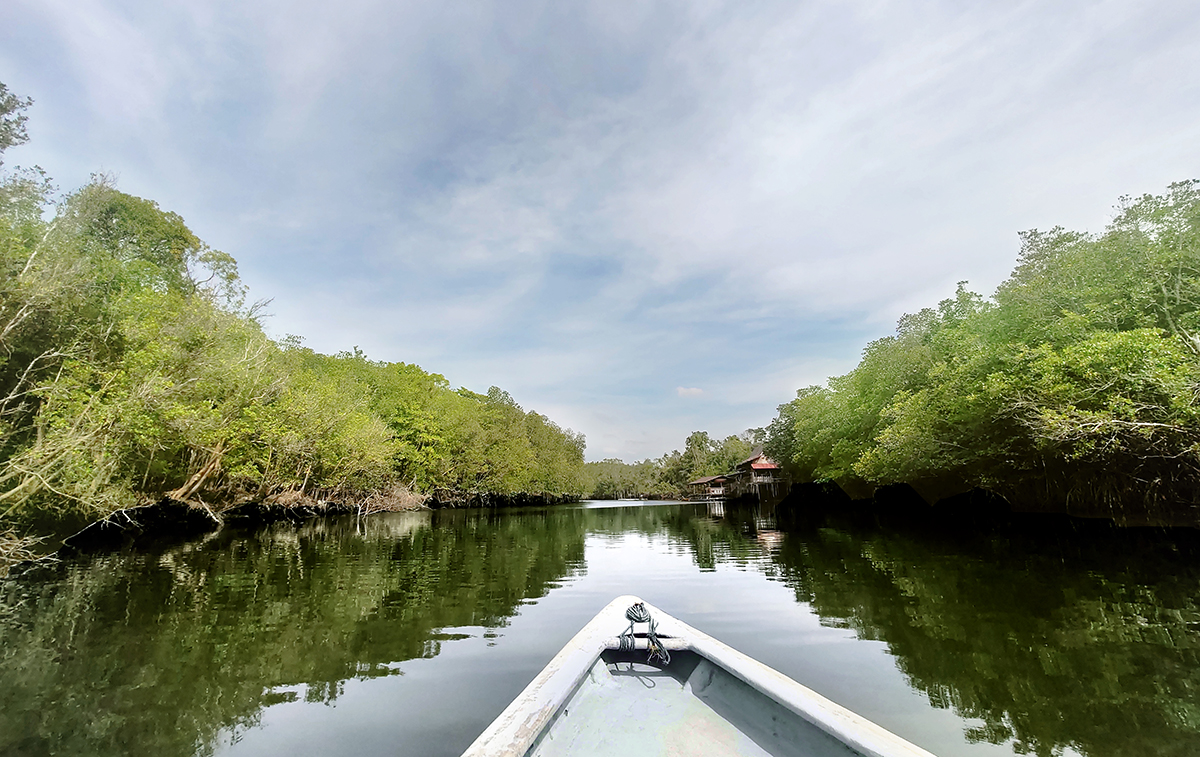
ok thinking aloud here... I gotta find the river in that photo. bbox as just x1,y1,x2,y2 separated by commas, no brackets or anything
1,500,1197,757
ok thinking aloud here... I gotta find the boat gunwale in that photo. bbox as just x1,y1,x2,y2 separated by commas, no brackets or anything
459,595,937,757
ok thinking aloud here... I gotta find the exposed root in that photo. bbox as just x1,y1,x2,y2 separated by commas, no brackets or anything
355,484,429,515
0,529,52,579
257,483,428,516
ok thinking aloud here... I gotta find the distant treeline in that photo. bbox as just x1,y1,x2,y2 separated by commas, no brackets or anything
766,180,1200,514
583,429,763,499
0,84,586,543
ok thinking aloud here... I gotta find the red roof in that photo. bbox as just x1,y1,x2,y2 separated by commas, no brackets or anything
738,446,780,470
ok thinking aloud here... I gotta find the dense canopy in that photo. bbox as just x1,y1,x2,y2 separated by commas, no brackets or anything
583,429,763,499
766,180,1200,515
0,87,586,549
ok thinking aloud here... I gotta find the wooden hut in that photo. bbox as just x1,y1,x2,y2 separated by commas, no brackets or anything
726,447,784,500
687,474,728,501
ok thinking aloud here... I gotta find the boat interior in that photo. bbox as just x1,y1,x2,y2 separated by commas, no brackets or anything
526,649,863,757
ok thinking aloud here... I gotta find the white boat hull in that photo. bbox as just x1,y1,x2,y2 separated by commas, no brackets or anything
461,596,937,757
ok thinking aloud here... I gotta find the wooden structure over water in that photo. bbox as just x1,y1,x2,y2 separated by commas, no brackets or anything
688,448,785,502
687,475,729,501
727,448,784,500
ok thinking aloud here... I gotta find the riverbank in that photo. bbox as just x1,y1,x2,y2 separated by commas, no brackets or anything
763,183,1200,524
0,107,590,578
0,485,589,578
773,479,1200,530
426,490,581,508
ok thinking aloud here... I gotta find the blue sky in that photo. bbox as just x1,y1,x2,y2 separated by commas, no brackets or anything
3,1,1200,461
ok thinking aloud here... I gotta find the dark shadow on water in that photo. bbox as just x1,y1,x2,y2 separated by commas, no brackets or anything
766,507,1200,757
1,500,1197,757
0,508,588,757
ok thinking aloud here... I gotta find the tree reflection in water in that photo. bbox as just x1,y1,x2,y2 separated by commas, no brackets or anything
0,509,587,756
1,503,1196,757
706,505,1200,757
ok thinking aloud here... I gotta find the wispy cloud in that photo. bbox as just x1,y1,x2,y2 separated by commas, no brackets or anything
6,0,1200,460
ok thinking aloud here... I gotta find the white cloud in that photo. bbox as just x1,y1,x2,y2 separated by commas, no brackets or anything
32,0,173,129
9,0,1200,461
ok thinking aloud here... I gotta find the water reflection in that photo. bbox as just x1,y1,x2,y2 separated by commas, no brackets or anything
762,515,1200,757
0,502,1196,757
0,509,587,756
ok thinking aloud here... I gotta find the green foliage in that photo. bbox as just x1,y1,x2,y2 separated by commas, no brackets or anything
584,458,672,499
0,82,587,536
0,509,589,755
584,429,761,499
769,181,1200,510
0,83,32,167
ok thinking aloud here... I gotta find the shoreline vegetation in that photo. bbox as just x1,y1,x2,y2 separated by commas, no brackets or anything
0,85,589,575
5,80,1200,573
578,177,1200,532
582,429,765,501
575,180,1200,532
764,179,1200,527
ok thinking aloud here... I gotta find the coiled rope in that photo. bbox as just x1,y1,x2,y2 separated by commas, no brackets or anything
617,601,671,665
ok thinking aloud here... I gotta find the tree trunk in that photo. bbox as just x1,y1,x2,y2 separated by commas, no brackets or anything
168,441,224,502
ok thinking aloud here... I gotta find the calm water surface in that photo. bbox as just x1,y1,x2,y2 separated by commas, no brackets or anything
2,501,1198,757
